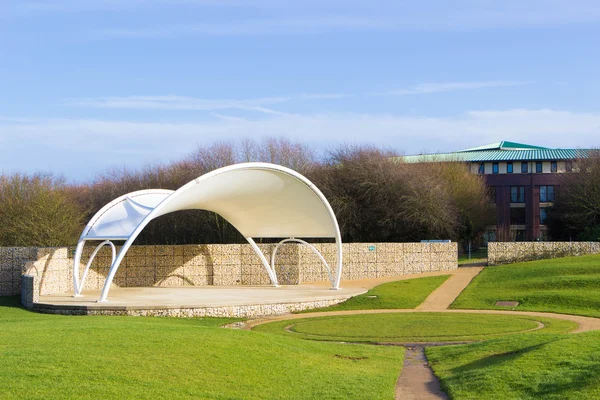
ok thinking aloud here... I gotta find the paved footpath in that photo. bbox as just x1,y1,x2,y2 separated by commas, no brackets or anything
416,267,483,311
243,266,600,400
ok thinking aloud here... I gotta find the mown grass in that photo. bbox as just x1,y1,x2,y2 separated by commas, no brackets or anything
0,297,404,400
254,312,576,343
427,331,600,399
451,254,600,317
300,275,450,313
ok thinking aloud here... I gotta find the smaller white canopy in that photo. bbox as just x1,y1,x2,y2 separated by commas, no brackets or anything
82,189,174,240
73,163,343,302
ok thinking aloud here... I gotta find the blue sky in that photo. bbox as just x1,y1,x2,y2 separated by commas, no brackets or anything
1,0,599,181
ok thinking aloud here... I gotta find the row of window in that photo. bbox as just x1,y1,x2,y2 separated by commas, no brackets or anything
511,185,555,203
479,161,558,174
489,185,555,203
509,207,551,225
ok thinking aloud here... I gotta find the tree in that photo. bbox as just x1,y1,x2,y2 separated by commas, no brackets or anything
0,173,85,246
309,145,492,243
548,150,600,240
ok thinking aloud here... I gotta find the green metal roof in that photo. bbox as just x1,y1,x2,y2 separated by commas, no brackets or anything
460,141,549,152
401,148,592,163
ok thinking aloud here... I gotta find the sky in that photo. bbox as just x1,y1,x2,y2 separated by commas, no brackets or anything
1,0,599,181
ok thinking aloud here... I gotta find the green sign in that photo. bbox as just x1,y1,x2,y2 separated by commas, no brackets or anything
368,245,376,251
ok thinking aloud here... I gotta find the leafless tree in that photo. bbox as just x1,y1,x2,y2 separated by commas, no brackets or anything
0,173,85,246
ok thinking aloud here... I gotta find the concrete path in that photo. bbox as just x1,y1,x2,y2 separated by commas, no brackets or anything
416,266,483,311
396,347,448,400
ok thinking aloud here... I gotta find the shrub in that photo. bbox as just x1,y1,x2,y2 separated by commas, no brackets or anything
0,173,85,246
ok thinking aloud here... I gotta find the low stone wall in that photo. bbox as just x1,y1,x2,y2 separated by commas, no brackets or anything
0,247,38,296
30,297,351,318
488,242,600,265
0,242,457,307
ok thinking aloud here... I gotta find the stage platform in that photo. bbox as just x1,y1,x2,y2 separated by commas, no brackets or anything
33,284,367,318
31,272,452,318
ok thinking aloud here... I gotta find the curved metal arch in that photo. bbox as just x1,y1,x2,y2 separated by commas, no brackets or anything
74,240,116,296
72,189,174,296
88,163,342,302
271,238,335,287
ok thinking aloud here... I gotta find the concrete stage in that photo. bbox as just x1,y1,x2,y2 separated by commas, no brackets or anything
31,272,452,318
33,283,367,317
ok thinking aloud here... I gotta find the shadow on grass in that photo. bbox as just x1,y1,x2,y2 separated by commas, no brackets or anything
0,295,23,308
449,341,559,375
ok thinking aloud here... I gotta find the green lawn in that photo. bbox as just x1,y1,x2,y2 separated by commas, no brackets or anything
427,331,600,399
0,297,404,400
254,313,576,343
300,275,450,313
451,254,600,317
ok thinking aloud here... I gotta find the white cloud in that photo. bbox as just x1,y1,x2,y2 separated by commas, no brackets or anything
299,93,351,100
1,108,598,160
97,16,385,38
66,95,292,115
66,93,351,114
86,1,600,38
379,81,532,96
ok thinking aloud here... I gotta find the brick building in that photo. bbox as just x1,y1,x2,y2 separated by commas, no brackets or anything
403,141,592,242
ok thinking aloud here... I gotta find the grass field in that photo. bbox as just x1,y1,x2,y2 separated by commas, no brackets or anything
451,254,600,317
0,296,404,400
427,331,600,399
3,254,600,399
300,275,450,313
254,312,577,343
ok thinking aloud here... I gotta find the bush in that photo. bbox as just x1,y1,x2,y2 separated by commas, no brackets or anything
0,173,86,246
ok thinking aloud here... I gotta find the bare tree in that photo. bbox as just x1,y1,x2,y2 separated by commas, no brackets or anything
0,173,85,246
549,150,600,240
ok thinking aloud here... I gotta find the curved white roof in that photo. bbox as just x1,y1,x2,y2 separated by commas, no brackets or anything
75,163,343,301
82,163,338,239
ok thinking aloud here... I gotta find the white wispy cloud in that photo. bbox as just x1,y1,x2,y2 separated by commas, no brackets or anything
66,93,351,114
66,95,292,115
379,81,532,96
1,108,598,180
299,93,351,100
97,16,385,38
2,0,249,16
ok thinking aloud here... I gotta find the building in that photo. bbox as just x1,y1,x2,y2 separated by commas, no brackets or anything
403,141,592,242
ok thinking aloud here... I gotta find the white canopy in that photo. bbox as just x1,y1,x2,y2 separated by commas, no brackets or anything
73,163,343,302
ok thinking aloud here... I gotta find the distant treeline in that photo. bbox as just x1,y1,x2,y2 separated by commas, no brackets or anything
8,137,596,247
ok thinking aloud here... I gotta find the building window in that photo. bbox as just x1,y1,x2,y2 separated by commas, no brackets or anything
521,162,528,173
510,186,525,203
478,163,485,174
540,208,549,225
551,161,558,173
510,208,527,225
536,161,543,173
492,162,499,174
507,162,513,174
540,185,555,202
